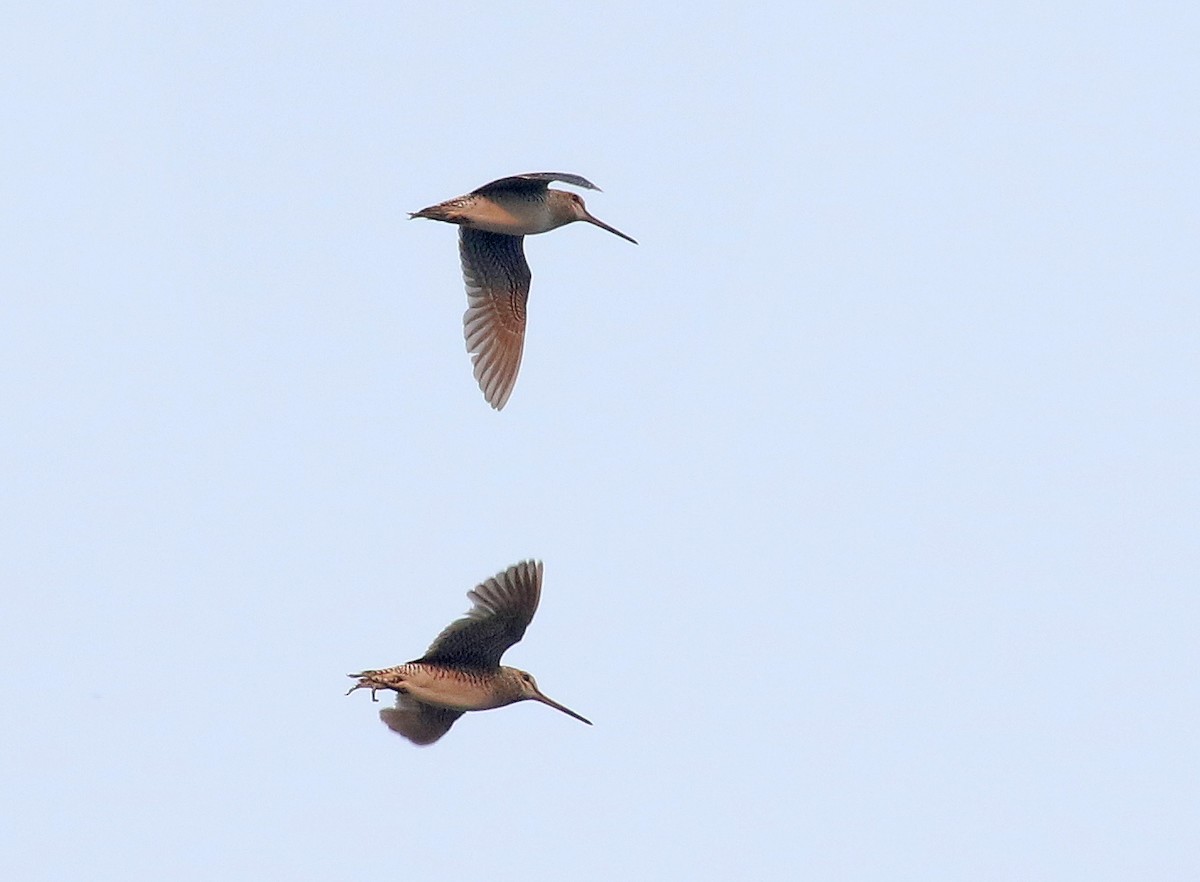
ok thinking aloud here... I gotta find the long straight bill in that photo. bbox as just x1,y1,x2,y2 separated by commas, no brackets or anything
583,212,638,245
535,692,593,725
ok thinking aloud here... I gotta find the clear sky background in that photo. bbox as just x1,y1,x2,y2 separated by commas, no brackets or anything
2,4,1197,880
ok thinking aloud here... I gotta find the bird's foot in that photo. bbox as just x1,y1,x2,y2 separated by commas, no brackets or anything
345,674,385,701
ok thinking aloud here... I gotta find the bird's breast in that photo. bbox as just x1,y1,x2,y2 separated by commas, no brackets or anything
401,665,514,711
462,195,564,236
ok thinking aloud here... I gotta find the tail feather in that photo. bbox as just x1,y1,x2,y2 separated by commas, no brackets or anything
411,204,467,225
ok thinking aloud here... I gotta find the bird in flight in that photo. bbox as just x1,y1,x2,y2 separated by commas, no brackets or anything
347,560,591,745
411,172,637,410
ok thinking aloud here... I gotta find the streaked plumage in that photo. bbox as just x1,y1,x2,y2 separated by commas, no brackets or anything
347,560,591,746
411,173,636,410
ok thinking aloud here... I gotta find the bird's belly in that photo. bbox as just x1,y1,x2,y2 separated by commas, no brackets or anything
402,667,509,712
464,200,560,236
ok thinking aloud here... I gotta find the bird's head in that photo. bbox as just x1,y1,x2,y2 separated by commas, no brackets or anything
554,192,638,244
506,667,593,726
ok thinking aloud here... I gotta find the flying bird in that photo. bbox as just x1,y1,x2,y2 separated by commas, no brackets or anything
411,172,637,410
347,560,591,746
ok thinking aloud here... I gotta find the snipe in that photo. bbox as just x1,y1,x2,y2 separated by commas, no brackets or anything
347,560,591,746
411,172,636,410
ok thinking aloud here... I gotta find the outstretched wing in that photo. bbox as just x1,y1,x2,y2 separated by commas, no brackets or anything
420,560,544,669
460,228,531,410
380,694,464,746
472,172,601,195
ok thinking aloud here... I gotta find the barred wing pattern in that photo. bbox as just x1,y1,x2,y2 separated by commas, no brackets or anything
460,229,531,410
419,560,543,669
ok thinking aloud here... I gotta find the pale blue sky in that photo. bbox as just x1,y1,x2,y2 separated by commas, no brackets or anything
2,4,1197,880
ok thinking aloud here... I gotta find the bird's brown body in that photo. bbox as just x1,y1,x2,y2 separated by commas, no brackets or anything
347,560,590,746
412,189,568,237
350,662,533,712
411,173,636,410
